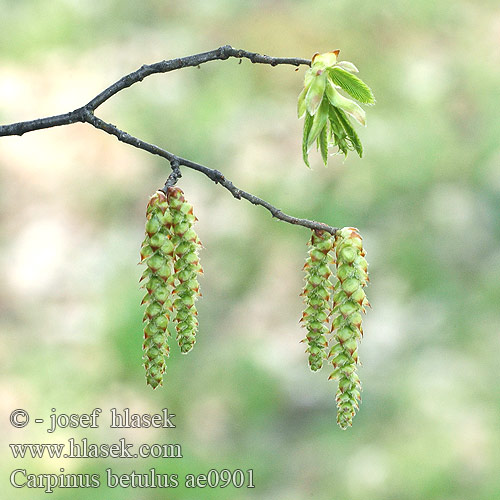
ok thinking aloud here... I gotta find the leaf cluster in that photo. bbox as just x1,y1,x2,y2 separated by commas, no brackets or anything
298,51,375,166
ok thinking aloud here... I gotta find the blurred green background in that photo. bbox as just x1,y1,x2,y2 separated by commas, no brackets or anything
1,1,499,499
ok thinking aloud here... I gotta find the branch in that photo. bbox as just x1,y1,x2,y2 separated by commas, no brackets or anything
0,45,310,137
161,159,182,192
84,111,337,234
0,45,337,235
86,45,311,111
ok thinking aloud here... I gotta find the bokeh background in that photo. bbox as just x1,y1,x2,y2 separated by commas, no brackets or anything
1,1,500,499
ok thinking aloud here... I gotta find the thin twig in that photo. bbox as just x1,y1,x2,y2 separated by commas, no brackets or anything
85,113,337,234
0,46,336,235
161,159,182,192
0,45,310,137
86,45,311,111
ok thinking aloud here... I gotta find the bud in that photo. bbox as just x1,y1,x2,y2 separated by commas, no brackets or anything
311,50,340,69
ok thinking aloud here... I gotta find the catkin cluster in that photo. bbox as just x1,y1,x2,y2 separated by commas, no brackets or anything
301,226,369,429
300,230,335,371
140,187,202,389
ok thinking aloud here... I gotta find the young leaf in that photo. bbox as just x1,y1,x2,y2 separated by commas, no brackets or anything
328,108,350,157
305,71,327,116
327,67,375,104
325,82,366,126
303,68,315,91
297,87,307,118
336,61,359,73
302,112,314,167
318,124,328,166
331,107,363,157
307,98,329,147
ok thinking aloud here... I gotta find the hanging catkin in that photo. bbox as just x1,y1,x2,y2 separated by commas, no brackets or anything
139,186,203,387
140,191,176,389
301,229,336,371
330,227,369,429
167,187,203,354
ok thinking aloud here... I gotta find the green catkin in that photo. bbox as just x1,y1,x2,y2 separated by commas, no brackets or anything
140,191,176,389
330,227,369,429
301,229,336,371
167,187,203,354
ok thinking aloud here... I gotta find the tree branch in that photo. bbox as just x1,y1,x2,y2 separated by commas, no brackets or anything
0,45,310,137
84,111,337,234
86,45,311,111
0,108,87,136
0,45,337,235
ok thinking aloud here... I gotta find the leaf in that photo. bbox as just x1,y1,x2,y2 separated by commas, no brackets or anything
327,67,375,104
302,112,314,167
328,107,345,138
303,68,315,90
307,98,329,147
325,82,366,126
318,124,329,166
297,87,307,118
336,61,359,73
305,72,327,116
331,107,363,157
328,107,349,157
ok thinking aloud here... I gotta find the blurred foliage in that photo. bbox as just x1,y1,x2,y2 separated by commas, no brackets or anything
1,0,500,499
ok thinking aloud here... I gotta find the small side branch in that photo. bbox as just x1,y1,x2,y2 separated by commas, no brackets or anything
84,113,336,235
161,160,182,191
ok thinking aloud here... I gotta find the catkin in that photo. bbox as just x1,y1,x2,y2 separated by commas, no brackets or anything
301,230,336,371
329,227,369,429
140,191,176,389
167,187,203,354
140,186,203,387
